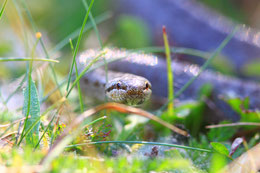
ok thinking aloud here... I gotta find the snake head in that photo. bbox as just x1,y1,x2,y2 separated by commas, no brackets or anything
105,74,152,105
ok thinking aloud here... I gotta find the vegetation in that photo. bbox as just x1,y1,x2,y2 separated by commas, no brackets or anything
0,0,259,172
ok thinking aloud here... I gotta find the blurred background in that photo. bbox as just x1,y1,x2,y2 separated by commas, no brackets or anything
1,1,260,170
1,0,260,79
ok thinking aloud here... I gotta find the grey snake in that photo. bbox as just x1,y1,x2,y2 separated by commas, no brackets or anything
77,48,260,122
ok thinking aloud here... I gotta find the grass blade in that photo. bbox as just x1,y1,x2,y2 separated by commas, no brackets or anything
21,0,62,95
66,0,95,91
51,12,111,53
18,36,41,146
82,0,103,48
162,26,174,117
158,26,239,114
34,113,56,149
67,141,212,153
135,46,211,59
40,116,107,170
66,51,106,98
19,79,41,146
0,57,58,62
0,0,8,20
69,39,84,112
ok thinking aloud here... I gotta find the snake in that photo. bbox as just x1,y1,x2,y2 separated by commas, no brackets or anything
77,49,153,105
117,0,260,73
77,48,260,122
77,0,260,122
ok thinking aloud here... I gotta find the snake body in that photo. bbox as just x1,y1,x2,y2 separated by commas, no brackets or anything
78,48,260,121
117,0,260,72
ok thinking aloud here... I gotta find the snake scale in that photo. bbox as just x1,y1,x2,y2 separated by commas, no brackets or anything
77,48,260,122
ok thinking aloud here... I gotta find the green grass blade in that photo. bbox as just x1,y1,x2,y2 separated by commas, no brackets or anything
66,0,95,92
82,0,103,48
51,12,111,53
66,51,105,98
34,113,56,149
81,0,109,94
0,57,58,62
0,0,8,20
69,39,84,112
20,0,62,95
18,38,41,146
41,116,106,170
135,46,211,59
162,26,174,117
18,115,41,147
41,52,124,103
67,141,212,153
158,26,239,114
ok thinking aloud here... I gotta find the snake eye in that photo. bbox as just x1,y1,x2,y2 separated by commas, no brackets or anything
145,81,150,90
116,82,121,89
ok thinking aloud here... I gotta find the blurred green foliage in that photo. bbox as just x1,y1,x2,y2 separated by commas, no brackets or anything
113,15,151,49
199,0,246,23
242,59,260,77
26,0,109,43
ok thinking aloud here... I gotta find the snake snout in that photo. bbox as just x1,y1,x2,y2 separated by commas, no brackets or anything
105,74,152,105
125,86,152,105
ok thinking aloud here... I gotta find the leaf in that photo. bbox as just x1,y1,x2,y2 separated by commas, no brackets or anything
224,143,260,172
224,97,259,122
198,83,213,99
210,152,227,173
23,79,40,147
208,121,237,142
211,142,229,157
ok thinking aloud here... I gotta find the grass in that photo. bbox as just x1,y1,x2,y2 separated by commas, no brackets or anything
0,57,58,62
0,0,259,172
50,12,111,53
157,26,239,114
162,26,174,117
66,0,95,92
135,46,211,60
0,0,8,20
67,141,212,153
20,0,62,96
66,51,106,97
65,0,96,112
18,35,41,146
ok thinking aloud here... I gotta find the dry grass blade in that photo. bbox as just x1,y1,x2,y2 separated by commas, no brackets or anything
0,116,30,128
78,102,188,137
206,122,260,128
40,102,189,165
0,131,18,140
58,102,189,146
0,131,17,149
